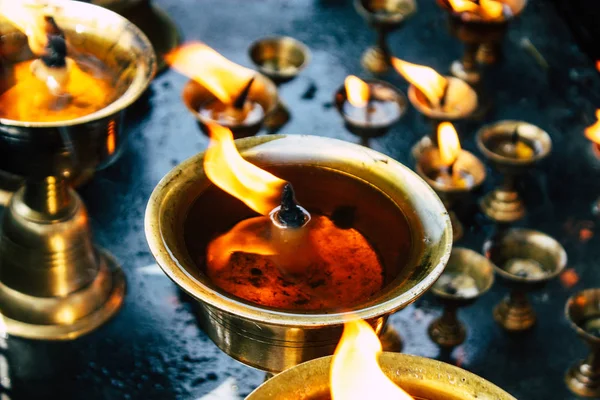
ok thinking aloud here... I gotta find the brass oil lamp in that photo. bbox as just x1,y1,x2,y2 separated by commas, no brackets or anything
415,122,485,241
484,228,567,331
391,57,478,159
248,36,311,132
247,319,515,400
146,133,452,374
477,120,552,224
334,75,408,147
565,288,600,398
428,247,495,347
167,42,279,139
437,0,528,84
91,0,181,72
0,0,156,340
354,0,417,75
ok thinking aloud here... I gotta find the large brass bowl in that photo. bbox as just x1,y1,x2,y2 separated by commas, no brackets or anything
145,135,452,373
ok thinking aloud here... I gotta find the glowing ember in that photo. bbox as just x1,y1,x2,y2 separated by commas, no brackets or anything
438,121,461,167
345,75,370,108
585,110,600,145
391,57,447,109
330,319,413,400
447,0,509,21
166,42,264,125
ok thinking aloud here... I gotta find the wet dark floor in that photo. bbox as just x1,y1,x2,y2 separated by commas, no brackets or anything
3,0,600,399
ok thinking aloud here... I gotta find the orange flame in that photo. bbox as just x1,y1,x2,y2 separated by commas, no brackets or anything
165,42,255,105
447,0,504,19
585,110,600,145
438,122,461,166
391,57,447,108
596,60,600,71
447,0,479,13
204,123,286,215
0,2,52,56
345,75,370,108
331,319,413,400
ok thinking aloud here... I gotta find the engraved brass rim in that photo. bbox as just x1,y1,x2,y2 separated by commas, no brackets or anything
247,352,516,400
0,0,157,128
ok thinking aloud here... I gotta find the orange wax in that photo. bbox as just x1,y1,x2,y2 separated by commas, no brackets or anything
0,59,114,122
205,214,384,311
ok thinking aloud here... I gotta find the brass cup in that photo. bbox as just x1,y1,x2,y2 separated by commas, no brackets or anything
247,352,515,400
416,148,486,241
0,1,157,340
182,73,279,139
477,120,552,224
94,0,181,73
334,79,408,146
407,77,478,159
428,248,495,347
354,0,417,75
437,0,528,83
484,229,567,332
146,135,452,373
565,289,600,397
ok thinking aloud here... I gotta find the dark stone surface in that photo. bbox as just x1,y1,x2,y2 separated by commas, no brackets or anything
2,0,600,399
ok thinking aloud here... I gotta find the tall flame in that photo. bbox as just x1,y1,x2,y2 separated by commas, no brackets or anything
204,123,286,215
438,122,461,166
165,42,255,105
345,75,370,108
447,0,479,13
331,319,413,400
447,0,504,19
0,1,51,56
585,110,600,145
391,57,447,108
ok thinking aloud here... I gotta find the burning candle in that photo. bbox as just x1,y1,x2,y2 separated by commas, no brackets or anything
342,75,403,127
426,122,475,189
447,0,512,21
585,110,600,152
0,4,116,122
331,319,413,400
199,124,385,311
166,42,265,127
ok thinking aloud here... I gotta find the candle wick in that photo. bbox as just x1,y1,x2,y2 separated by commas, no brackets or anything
448,160,456,176
511,126,520,145
232,76,255,110
439,79,449,110
275,183,309,228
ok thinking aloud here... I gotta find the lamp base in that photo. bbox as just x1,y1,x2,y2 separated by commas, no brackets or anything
493,294,536,332
480,188,525,224
428,315,466,347
0,249,125,340
566,360,600,397
361,46,390,75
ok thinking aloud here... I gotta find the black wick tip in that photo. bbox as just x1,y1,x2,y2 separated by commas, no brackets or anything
276,183,308,228
439,80,450,109
448,160,455,175
511,126,520,144
233,76,256,110
41,35,67,68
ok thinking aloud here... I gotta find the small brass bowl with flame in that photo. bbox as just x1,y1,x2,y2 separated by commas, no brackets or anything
354,0,417,75
428,247,495,347
565,288,600,398
477,120,552,224
182,73,279,139
437,0,528,83
484,228,567,331
407,76,478,159
247,352,515,400
146,135,452,373
0,0,156,340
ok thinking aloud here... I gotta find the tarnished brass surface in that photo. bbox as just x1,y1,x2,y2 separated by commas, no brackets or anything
182,73,278,139
0,0,156,340
334,79,408,139
428,248,495,347
565,288,600,398
416,148,486,241
477,120,552,223
146,135,452,373
484,228,567,332
248,36,310,84
247,352,516,400
354,0,417,74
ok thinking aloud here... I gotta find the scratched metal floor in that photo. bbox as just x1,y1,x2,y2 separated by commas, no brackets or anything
2,0,600,399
